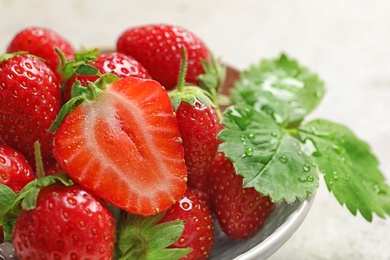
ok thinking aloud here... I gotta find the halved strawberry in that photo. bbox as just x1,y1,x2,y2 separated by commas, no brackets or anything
51,73,187,216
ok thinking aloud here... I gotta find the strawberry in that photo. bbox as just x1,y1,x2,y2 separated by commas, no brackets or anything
0,144,35,244
62,52,151,102
12,183,116,259
6,27,75,82
208,152,275,240
43,158,66,176
0,145,35,193
159,188,215,260
175,100,219,192
116,24,211,90
51,72,187,216
0,53,62,167
169,48,220,194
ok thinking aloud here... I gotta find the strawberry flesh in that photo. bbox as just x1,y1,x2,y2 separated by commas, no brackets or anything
53,77,188,216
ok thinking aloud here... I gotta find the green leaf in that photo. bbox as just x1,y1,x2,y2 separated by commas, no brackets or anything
76,63,100,76
2,219,16,242
146,248,192,260
197,53,226,104
0,52,28,62
219,105,319,203
0,184,17,224
168,86,215,112
117,213,190,260
10,174,73,216
298,119,390,221
230,53,325,126
20,187,40,211
57,47,99,82
148,220,186,249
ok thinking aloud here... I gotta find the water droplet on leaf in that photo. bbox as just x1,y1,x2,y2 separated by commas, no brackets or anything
279,156,288,163
306,175,314,182
242,147,253,157
302,164,310,172
297,177,307,183
226,107,253,130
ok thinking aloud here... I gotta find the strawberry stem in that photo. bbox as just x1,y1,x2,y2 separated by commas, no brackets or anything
34,141,45,180
176,46,187,92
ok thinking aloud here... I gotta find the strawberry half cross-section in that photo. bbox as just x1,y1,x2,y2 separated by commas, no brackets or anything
52,75,188,216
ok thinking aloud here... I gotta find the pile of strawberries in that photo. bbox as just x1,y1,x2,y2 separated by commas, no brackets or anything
0,25,274,259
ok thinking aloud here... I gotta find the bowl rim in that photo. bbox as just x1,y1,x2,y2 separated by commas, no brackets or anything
233,194,316,260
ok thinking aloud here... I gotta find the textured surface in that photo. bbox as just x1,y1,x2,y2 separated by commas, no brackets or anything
1,0,389,259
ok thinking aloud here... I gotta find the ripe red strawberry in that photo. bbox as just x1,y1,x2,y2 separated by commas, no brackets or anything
51,74,187,216
43,158,66,176
0,53,62,167
0,144,35,244
12,183,116,259
175,99,219,192
63,52,151,102
159,188,215,260
6,27,75,82
0,145,35,193
208,152,275,240
169,48,220,194
116,24,211,90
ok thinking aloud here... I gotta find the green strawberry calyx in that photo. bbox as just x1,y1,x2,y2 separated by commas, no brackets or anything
49,64,119,133
169,47,220,117
56,47,100,83
116,212,191,260
197,52,227,106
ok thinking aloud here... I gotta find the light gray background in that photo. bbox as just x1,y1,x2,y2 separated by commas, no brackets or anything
1,0,389,259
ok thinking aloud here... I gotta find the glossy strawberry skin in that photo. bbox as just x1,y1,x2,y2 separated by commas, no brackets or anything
176,100,219,193
12,183,116,259
116,24,211,90
7,27,75,82
208,152,275,240
0,145,35,244
160,189,214,260
63,52,151,102
53,77,187,216
0,145,35,193
0,54,62,167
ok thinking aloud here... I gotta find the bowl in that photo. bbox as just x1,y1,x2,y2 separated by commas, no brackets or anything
0,64,316,260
